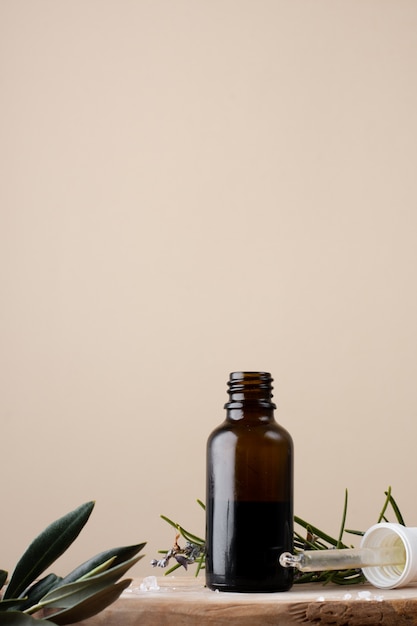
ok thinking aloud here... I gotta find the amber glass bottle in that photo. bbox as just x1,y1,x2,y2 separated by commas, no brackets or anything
205,371,293,592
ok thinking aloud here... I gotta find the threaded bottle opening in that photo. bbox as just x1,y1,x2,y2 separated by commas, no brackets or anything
225,371,276,408
360,523,417,589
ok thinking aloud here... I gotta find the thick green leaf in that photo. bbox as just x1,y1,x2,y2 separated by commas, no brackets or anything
45,579,131,625
19,576,63,612
4,503,95,600
0,611,55,625
58,543,145,585
37,555,141,610
0,571,8,589
74,558,116,582
76,554,143,585
0,599,26,612
33,580,110,612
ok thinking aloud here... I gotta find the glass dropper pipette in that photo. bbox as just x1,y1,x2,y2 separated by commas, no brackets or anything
280,523,417,589
279,543,405,572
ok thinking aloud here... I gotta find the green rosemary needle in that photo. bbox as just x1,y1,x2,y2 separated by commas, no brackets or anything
153,487,405,585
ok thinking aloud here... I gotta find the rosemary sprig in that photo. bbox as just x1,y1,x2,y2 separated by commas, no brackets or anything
153,487,405,585
376,486,405,525
293,490,364,585
151,504,205,576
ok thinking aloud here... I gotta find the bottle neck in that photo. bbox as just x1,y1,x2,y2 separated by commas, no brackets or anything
224,371,276,412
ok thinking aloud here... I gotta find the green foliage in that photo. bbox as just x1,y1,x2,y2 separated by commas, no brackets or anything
0,502,146,626
155,487,405,585
292,487,405,585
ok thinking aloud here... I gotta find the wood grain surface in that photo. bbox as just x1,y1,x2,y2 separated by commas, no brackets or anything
74,576,417,626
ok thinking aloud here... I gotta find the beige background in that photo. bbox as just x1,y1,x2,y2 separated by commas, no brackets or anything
1,0,417,579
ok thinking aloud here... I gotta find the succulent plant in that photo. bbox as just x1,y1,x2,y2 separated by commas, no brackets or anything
0,501,145,625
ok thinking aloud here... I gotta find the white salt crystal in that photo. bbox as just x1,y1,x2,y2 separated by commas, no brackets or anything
139,576,160,591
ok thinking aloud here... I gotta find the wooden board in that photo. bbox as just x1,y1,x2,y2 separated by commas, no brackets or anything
74,575,417,626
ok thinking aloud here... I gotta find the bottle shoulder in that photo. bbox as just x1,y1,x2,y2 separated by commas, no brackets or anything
207,418,293,445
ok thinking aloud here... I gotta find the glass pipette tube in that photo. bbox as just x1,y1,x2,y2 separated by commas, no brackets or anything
279,544,405,572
